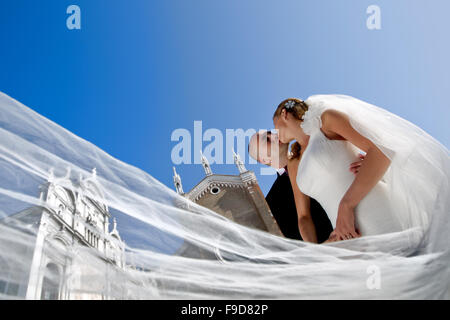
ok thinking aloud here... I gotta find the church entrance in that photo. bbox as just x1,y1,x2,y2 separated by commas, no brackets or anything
40,263,61,300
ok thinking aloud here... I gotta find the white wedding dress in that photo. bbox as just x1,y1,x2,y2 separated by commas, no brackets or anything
297,94,449,242
297,128,403,236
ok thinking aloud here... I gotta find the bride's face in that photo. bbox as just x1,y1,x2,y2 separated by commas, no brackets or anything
273,110,295,144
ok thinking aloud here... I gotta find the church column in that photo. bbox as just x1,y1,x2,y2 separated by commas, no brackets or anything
25,214,49,299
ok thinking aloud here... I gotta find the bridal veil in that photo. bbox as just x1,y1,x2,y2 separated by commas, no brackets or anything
0,92,448,299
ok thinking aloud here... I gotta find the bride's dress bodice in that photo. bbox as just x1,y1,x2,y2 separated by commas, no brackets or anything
297,120,403,236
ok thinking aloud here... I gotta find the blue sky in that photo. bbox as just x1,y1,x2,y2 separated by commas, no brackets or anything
0,0,448,197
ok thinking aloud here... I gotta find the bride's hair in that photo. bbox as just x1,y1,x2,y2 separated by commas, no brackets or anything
273,98,308,160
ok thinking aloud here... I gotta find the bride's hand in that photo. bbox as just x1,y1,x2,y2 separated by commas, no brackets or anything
334,202,361,240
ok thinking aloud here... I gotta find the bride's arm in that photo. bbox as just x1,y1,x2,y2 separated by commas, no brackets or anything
287,158,318,243
321,110,391,239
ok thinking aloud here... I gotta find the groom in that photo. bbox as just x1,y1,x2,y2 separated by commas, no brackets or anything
248,130,363,243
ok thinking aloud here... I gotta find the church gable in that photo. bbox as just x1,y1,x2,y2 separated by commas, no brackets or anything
173,151,282,237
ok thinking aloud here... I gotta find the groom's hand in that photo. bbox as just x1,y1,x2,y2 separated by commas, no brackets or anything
349,154,365,175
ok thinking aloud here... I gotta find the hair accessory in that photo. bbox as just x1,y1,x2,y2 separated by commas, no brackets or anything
284,100,296,109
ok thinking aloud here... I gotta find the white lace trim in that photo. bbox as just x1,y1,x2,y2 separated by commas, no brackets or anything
301,99,326,135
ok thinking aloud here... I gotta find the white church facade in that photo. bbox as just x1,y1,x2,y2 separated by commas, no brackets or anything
0,168,126,300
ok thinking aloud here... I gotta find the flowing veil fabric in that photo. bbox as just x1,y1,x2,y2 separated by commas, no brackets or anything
0,91,449,299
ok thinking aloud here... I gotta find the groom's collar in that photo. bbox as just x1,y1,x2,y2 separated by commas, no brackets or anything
276,166,288,176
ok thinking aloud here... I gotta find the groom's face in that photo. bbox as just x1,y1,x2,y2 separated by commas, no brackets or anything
249,131,288,169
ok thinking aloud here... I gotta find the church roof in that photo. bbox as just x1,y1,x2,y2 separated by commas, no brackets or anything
173,150,254,201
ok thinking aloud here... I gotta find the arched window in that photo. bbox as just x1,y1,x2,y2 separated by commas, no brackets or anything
40,263,60,300
55,186,71,206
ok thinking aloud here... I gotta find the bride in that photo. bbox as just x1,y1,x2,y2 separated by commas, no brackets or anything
272,95,449,246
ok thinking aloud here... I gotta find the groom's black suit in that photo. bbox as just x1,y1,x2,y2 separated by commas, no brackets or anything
265,169,333,243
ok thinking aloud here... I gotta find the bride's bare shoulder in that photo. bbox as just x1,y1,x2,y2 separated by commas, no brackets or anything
320,109,350,139
321,109,350,127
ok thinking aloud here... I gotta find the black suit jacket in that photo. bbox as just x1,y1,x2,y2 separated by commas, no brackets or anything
265,171,333,243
